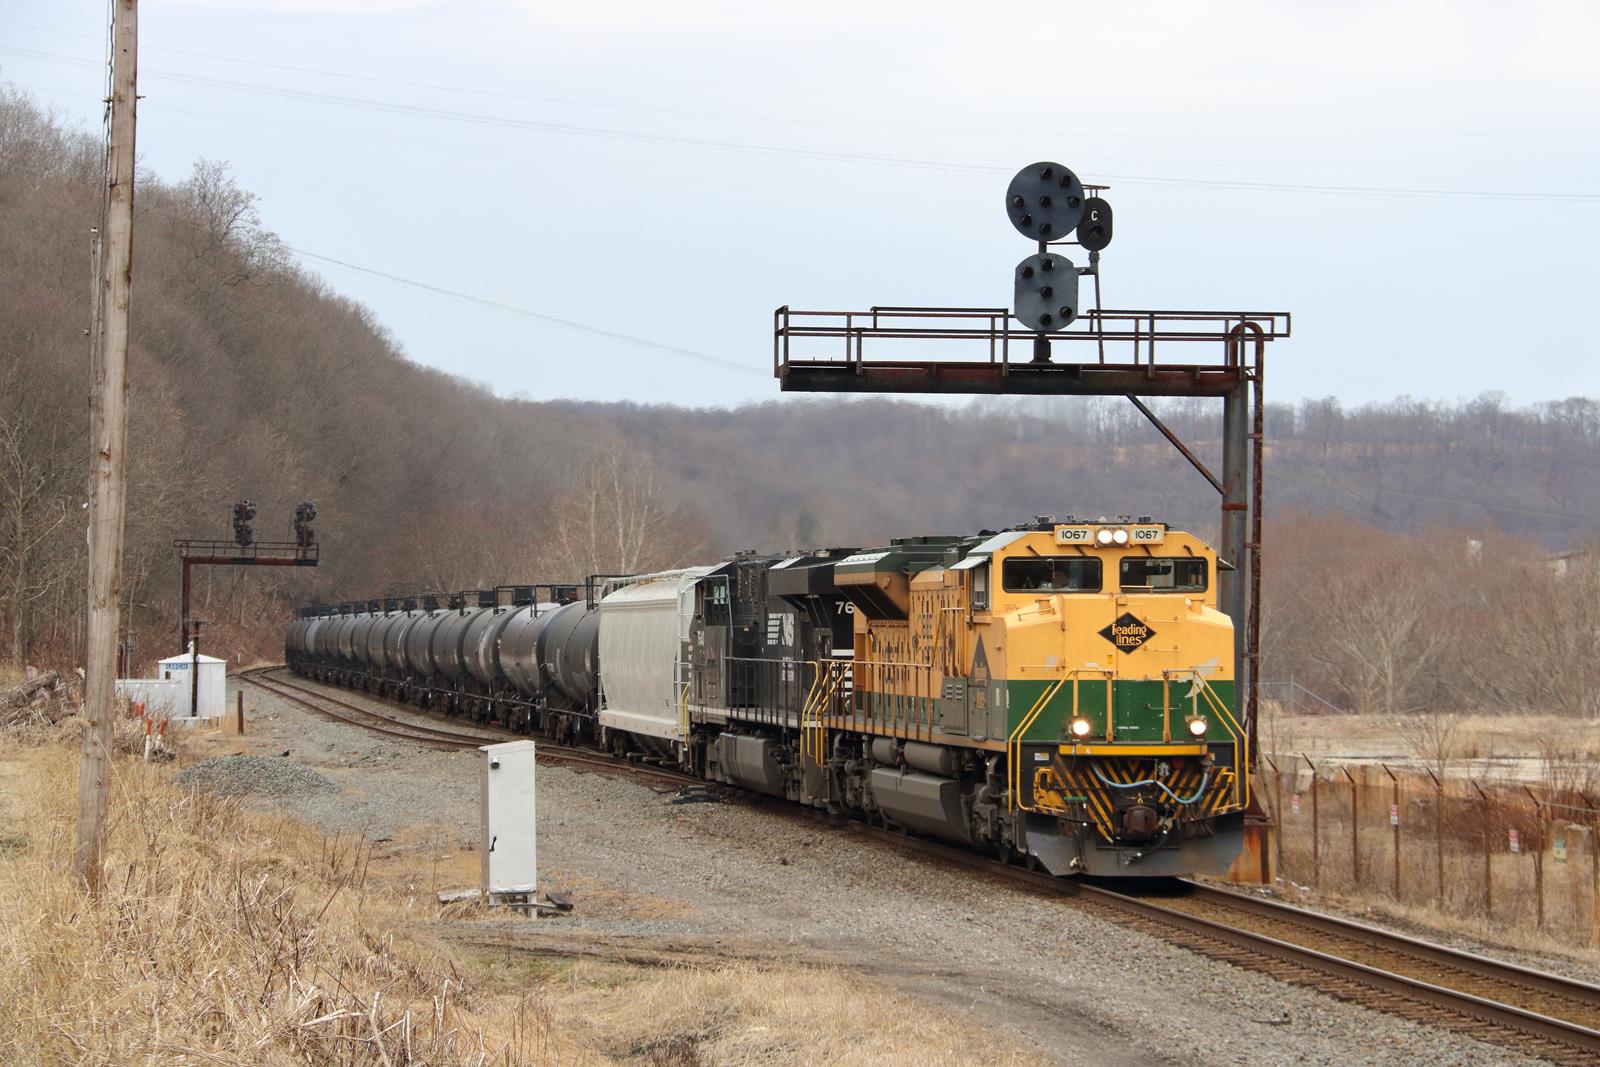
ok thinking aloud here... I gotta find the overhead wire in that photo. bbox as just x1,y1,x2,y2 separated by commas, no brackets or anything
5,43,1600,202
287,248,761,375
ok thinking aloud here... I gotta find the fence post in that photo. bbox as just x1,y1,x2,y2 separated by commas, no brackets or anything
1433,767,1446,908
1525,787,1545,932
1382,763,1400,901
1440,771,1452,908
1583,793,1599,950
1473,782,1492,922
1303,752,1320,889
1342,765,1360,890
1264,754,1284,881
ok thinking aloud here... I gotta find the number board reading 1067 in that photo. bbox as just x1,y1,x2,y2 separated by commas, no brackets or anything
1053,526,1166,546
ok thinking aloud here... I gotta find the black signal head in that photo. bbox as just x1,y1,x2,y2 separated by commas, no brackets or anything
1006,162,1086,242
1077,196,1114,251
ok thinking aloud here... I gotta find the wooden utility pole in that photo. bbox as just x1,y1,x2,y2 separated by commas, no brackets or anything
75,0,138,895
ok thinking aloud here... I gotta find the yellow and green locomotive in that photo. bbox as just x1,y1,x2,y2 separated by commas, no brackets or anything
783,518,1248,876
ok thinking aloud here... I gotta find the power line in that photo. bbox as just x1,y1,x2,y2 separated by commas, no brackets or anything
15,81,1597,242
7,43,1600,202
288,247,760,375
0,15,1032,138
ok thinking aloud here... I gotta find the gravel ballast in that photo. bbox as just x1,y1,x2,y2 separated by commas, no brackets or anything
178,754,338,798
229,675,1565,1067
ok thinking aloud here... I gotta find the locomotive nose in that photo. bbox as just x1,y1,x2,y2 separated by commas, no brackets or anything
1121,804,1160,838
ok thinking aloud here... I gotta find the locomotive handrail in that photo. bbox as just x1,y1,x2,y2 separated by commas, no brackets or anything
799,660,825,764
800,660,847,767
1162,667,1251,810
1006,673,1072,813
849,655,937,741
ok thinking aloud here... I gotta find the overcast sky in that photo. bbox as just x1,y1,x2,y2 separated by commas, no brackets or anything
5,0,1598,408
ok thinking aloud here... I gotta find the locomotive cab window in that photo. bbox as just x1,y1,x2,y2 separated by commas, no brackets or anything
699,581,730,625
1001,557,1102,593
1120,557,1207,593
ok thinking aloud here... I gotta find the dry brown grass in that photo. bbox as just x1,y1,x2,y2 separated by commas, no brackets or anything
0,738,571,1065
525,959,1032,1067
0,723,1038,1066
1264,704,1600,774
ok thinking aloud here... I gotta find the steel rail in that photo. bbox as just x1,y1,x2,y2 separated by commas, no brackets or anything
239,668,489,750
1078,884,1600,1064
241,667,696,788
1179,882,1600,1016
818,816,1600,1064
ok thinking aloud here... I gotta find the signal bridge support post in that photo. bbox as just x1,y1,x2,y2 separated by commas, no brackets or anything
174,539,321,653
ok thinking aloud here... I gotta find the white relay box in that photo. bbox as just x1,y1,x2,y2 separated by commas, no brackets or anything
479,740,537,894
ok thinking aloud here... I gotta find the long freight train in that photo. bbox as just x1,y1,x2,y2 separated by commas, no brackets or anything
285,518,1249,877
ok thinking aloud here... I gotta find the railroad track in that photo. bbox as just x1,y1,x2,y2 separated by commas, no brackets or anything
237,667,696,788
242,666,1600,1062
834,818,1600,1066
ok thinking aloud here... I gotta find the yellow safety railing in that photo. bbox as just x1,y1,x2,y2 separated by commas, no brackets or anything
1006,673,1068,812
799,660,847,766
799,660,825,764
848,656,938,741
1162,668,1250,809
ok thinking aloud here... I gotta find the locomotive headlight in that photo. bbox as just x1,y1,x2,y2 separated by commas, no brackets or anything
1070,717,1093,738
1112,528,1129,545
1095,529,1115,546
1187,717,1208,737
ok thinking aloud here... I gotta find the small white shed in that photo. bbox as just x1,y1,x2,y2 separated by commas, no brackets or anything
156,649,227,719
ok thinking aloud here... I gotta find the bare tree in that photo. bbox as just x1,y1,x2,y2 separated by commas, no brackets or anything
0,414,75,662
548,442,706,577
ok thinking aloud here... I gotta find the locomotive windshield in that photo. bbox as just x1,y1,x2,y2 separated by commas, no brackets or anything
1002,556,1102,593
1120,557,1207,593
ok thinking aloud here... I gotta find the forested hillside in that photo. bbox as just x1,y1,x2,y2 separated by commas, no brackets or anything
4,86,1598,715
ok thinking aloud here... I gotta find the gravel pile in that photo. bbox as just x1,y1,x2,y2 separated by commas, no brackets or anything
178,754,338,798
